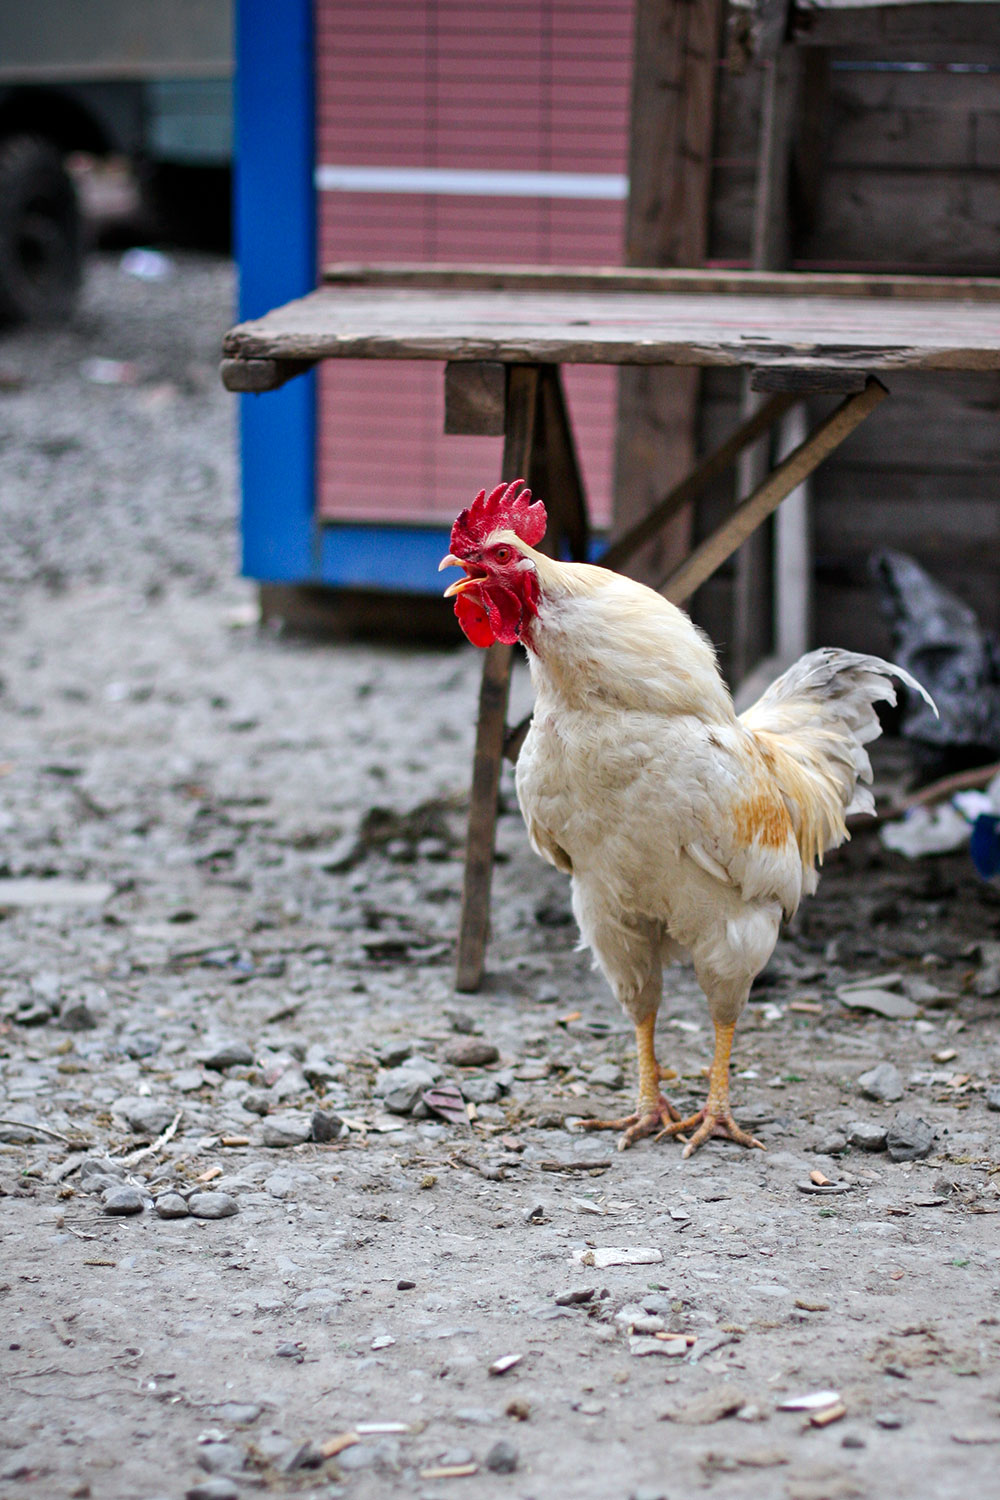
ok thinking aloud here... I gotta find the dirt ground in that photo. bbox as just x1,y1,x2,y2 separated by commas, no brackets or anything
2,255,1000,1500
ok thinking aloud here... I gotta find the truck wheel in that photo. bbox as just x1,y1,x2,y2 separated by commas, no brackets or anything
0,135,83,325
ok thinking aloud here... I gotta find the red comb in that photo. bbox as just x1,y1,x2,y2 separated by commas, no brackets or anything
450,480,547,557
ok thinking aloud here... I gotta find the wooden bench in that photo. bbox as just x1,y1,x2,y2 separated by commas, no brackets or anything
221,262,1000,990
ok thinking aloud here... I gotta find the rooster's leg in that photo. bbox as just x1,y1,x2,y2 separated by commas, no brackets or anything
579,1014,681,1150
657,1019,765,1157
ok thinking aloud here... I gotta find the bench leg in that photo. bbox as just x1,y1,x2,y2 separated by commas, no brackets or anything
455,365,540,992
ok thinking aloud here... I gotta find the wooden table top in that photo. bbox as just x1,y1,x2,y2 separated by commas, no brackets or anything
223,267,1000,374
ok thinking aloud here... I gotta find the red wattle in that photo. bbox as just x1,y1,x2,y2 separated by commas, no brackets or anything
454,591,497,648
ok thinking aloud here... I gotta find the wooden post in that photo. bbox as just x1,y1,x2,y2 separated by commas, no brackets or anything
455,365,541,993
613,0,723,586
732,42,800,683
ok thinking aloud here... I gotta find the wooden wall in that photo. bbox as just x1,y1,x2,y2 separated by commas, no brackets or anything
692,25,1000,672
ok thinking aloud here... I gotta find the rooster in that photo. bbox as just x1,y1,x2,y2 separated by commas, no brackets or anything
440,481,935,1156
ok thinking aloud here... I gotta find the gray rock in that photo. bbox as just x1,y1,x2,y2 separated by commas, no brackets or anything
102,1184,147,1215
973,961,1000,999
260,1113,312,1147
155,1191,190,1219
815,1131,849,1156
185,1481,239,1500
838,988,918,1020
80,1156,126,1182
461,1076,502,1105
122,1032,161,1059
212,1403,262,1426
383,1082,425,1114
202,1040,254,1070
986,1084,1000,1112
12,1001,55,1027
241,1089,271,1115
112,1096,177,1136
197,1442,244,1474
886,1112,935,1162
444,1038,500,1068
59,998,99,1031
378,1041,413,1067
173,1068,209,1093
589,1062,624,1090
847,1120,888,1152
311,1108,344,1142
857,1063,904,1103
188,1191,238,1219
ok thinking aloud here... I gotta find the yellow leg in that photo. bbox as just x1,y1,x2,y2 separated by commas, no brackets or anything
579,1014,682,1151
657,1018,765,1158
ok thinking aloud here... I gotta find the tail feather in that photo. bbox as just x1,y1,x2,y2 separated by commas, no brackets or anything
739,649,937,879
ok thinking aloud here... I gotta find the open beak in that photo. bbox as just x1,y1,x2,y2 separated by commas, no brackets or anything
438,553,484,598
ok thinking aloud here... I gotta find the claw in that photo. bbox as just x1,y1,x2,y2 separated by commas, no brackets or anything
579,1094,682,1151
656,1108,765,1158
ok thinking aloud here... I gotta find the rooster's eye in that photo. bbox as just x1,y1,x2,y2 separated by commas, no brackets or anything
493,546,512,564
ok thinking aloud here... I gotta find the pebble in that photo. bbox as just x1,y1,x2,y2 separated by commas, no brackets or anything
203,1041,255,1070
102,1184,147,1215
241,1089,270,1115
838,988,918,1020
485,1439,519,1473
815,1132,848,1155
188,1191,238,1219
197,1442,244,1473
112,1096,177,1136
443,1038,499,1068
59,998,99,1031
311,1108,344,1141
213,1403,262,1425
185,1481,239,1500
174,1069,209,1093
554,1287,595,1306
886,1113,935,1162
588,1062,624,1090
260,1113,313,1147
873,1412,904,1429
155,1192,190,1219
462,1077,503,1105
985,1085,1000,1112
857,1063,904,1103
378,1041,414,1067
337,1443,377,1471
847,1120,888,1152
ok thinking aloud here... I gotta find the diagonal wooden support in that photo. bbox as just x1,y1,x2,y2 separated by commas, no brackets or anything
601,389,797,573
455,365,541,992
661,377,888,605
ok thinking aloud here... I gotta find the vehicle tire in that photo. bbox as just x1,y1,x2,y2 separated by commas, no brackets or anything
0,134,83,325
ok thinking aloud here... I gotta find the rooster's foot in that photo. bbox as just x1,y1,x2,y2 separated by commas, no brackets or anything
579,1095,682,1151
656,1108,765,1158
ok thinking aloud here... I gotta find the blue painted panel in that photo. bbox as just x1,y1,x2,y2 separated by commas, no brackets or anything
318,525,453,594
234,0,316,582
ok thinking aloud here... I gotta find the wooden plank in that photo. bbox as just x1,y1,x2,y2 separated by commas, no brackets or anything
791,3,1000,52
221,286,1000,371
662,378,889,603
219,357,313,393
444,361,506,435
455,364,539,993
321,261,1000,301
751,365,866,392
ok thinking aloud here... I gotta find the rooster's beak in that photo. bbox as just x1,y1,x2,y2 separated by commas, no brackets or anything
438,553,480,598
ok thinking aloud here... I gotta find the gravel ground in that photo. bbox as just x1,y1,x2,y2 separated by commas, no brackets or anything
2,254,1000,1500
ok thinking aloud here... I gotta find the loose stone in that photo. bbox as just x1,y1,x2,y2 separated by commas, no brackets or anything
188,1191,238,1219
155,1192,190,1219
444,1038,500,1068
886,1113,935,1162
847,1121,888,1152
203,1041,254,1070
857,1063,904,1103
102,1184,147,1215
485,1439,519,1473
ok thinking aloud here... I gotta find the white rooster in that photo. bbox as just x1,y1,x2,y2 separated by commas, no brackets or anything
441,482,935,1155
